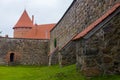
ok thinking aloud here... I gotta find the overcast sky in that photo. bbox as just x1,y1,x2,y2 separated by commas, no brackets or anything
0,0,73,37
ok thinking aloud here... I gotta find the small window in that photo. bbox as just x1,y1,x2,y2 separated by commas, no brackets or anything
54,38,57,48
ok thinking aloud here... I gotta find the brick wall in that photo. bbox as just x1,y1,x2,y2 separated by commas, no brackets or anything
14,28,32,38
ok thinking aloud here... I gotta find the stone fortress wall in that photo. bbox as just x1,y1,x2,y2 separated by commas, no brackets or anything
0,37,49,65
49,0,120,76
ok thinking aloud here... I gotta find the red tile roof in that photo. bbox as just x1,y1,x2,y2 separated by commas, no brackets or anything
73,3,120,40
24,24,56,39
13,10,33,29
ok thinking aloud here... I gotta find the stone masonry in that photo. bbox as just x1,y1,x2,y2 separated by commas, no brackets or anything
49,41,76,66
0,0,119,77
49,0,120,76
50,0,120,66
75,13,120,76
0,37,49,65
50,0,120,52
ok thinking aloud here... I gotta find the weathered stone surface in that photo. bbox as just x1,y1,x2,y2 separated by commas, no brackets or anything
50,0,120,52
0,38,49,65
81,67,102,77
76,13,120,76
49,0,120,68
49,51,59,65
103,56,113,63
60,42,76,66
49,42,76,66
49,0,120,76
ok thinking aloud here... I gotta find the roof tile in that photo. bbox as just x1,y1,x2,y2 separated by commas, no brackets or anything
13,10,33,29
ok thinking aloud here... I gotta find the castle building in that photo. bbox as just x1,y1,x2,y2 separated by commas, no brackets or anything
0,0,119,77
49,0,120,76
13,10,55,39
0,10,55,65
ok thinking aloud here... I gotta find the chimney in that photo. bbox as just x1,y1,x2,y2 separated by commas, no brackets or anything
32,15,34,24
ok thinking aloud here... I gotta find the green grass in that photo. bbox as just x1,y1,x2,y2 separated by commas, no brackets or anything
90,75,120,80
0,65,119,80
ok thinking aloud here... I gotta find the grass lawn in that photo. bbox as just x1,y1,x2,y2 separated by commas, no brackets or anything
0,65,119,80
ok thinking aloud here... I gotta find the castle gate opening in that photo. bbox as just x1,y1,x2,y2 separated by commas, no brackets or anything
10,53,14,62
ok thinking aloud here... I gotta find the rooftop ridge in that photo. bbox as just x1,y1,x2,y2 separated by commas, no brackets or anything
13,10,33,29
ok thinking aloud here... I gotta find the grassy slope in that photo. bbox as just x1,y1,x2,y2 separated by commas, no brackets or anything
0,65,119,80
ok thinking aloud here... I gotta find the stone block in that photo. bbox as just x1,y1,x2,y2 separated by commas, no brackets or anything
81,67,102,77
103,56,113,63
